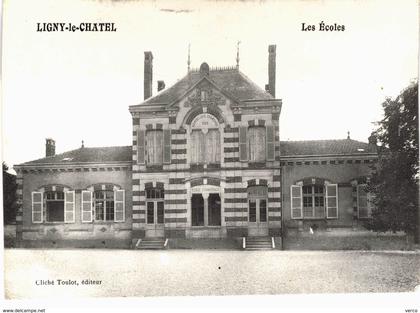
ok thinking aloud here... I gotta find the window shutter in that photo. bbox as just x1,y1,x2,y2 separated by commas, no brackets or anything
31,191,43,223
290,185,303,219
137,130,146,164
163,129,171,164
81,190,93,223
64,191,75,223
114,190,125,222
326,184,338,219
266,125,275,161
239,126,248,162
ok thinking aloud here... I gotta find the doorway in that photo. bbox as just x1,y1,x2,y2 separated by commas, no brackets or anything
191,194,204,226
248,186,269,236
191,193,221,227
145,188,165,237
208,193,221,226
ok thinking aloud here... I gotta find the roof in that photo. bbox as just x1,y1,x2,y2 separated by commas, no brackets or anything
137,67,274,106
18,146,132,166
17,139,377,167
280,139,377,157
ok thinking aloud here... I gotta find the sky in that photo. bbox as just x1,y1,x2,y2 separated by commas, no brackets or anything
1,0,418,172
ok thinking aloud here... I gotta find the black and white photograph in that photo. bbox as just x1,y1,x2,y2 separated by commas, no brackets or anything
1,0,419,312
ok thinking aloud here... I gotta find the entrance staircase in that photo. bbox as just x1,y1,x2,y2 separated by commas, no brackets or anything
135,238,167,250
245,237,274,250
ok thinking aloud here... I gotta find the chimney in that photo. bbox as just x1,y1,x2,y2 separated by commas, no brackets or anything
368,132,378,145
267,44,276,97
144,51,153,100
157,80,165,92
46,138,55,157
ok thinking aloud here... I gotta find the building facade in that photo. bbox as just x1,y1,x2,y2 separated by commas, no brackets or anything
13,45,377,248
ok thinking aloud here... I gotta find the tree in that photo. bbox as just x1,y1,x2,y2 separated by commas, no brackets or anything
3,162,17,225
366,81,419,243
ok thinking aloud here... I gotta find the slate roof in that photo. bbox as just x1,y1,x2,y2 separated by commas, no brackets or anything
18,146,132,166
280,139,377,157
137,68,274,106
18,139,377,167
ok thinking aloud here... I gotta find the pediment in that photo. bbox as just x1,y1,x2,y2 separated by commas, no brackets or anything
168,76,239,110
184,80,227,108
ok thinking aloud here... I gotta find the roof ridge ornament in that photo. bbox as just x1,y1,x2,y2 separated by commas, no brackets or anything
199,62,210,76
236,41,241,69
187,43,191,73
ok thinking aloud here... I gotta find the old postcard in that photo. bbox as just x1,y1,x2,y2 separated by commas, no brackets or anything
1,0,419,312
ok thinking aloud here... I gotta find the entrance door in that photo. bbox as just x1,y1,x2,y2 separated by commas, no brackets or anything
191,194,204,226
208,193,221,226
248,186,269,236
145,188,165,237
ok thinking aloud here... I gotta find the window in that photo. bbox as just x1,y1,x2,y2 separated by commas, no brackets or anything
248,186,268,223
190,129,220,164
146,130,163,165
94,191,115,221
191,130,205,163
248,127,266,162
239,125,275,162
138,129,171,165
31,189,75,223
357,184,372,218
45,191,65,222
201,90,209,101
302,185,325,218
81,189,125,223
291,183,338,219
146,188,164,225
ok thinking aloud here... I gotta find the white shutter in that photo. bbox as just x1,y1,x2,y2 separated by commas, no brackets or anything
137,130,146,164
266,125,275,161
31,191,43,223
290,185,303,219
114,189,125,222
163,129,172,164
326,184,338,219
64,191,75,223
81,190,93,223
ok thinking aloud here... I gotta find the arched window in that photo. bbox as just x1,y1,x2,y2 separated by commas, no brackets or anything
190,113,221,164
291,180,338,219
45,191,65,222
94,190,115,221
81,185,125,223
302,185,325,218
31,185,75,224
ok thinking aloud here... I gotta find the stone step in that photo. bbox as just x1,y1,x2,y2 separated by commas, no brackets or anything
245,248,273,250
245,237,273,250
136,238,166,250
